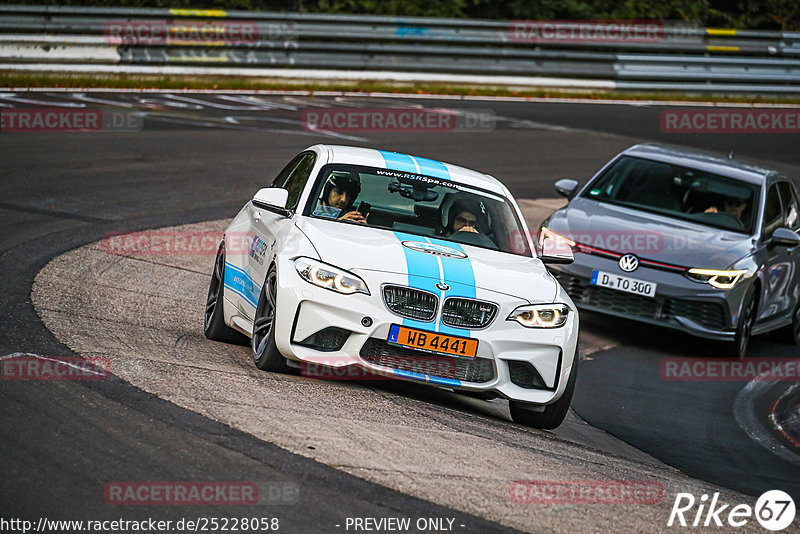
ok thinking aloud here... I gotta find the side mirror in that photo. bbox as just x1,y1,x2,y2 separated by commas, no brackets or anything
539,235,575,265
252,188,289,209
554,179,579,198
768,227,800,248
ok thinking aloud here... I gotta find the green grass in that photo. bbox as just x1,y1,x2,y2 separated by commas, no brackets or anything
2,71,799,104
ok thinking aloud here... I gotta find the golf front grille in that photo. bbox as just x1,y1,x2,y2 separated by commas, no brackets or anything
383,285,437,321
360,338,494,383
441,297,498,328
552,272,727,331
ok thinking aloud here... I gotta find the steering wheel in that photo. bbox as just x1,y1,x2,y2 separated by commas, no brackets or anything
715,211,745,231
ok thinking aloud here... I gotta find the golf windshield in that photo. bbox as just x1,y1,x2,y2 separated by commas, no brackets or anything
583,156,760,234
305,164,532,257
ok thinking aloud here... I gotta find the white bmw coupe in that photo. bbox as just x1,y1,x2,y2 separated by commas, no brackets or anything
204,145,579,429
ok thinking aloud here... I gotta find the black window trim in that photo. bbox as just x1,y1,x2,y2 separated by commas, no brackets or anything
301,162,533,258
581,154,762,235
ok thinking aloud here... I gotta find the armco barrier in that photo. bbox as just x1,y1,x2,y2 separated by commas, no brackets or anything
0,5,799,93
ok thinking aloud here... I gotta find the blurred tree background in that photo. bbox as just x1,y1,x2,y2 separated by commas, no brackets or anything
11,0,800,30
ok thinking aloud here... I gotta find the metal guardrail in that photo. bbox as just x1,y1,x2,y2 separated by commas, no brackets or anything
1,5,799,93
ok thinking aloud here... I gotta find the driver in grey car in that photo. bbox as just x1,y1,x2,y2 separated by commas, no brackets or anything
704,196,748,221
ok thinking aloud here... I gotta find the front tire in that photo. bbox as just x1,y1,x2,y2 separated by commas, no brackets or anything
729,284,756,358
509,357,577,430
204,243,247,344
251,266,288,372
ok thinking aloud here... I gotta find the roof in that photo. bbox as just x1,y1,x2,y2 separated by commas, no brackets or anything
622,144,776,185
309,144,509,196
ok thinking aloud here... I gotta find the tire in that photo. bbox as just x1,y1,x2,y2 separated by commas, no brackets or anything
251,266,288,372
729,284,756,359
774,302,800,345
204,243,247,344
509,356,577,430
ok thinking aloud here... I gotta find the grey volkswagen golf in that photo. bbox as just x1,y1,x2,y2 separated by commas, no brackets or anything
540,144,800,358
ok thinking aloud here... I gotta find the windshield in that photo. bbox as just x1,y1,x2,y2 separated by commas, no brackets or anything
303,164,532,257
582,156,760,234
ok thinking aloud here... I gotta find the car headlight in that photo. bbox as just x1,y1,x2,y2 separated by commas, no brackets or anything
294,257,370,295
685,268,747,289
508,304,570,328
538,227,576,249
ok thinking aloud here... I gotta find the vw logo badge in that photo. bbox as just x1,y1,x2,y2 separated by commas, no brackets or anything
618,254,639,272
436,282,450,291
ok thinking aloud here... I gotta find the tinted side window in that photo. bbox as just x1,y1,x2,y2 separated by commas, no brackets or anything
763,184,783,238
283,153,316,210
778,181,799,230
270,154,305,188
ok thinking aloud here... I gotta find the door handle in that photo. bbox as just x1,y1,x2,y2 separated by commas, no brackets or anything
254,211,262,221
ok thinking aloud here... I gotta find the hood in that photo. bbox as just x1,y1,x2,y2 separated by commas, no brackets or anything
296,217,557,303
550,198,755,269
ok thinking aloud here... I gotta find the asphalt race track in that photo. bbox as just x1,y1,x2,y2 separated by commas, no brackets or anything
1,91,799,532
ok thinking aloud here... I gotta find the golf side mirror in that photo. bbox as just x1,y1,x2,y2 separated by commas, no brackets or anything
768,227,800,248
554,179,579,199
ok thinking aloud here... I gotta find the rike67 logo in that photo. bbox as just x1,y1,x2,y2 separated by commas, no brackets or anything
668,490,796,531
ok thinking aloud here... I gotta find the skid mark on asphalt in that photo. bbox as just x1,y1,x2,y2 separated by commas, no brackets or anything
734,369,800,467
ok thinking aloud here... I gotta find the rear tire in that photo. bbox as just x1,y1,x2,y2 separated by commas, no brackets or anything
251,266,288,372
774,303,800,345
729,284,756,358
509,356,577,430
204,243,248,344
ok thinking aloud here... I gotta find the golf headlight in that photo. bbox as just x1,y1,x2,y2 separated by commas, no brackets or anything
685,268,747,289
508,304,570,328
294,257,369,295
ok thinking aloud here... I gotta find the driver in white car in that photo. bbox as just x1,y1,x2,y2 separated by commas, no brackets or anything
442,196,488,237
313,171,367,224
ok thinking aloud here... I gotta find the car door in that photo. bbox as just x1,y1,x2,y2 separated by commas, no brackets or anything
776,180,800,315
758,180,797,320
245,151,317,318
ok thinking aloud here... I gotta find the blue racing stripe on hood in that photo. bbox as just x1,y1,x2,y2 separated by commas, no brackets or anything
393,232,478,337
393,231,441,330
425,238,476,336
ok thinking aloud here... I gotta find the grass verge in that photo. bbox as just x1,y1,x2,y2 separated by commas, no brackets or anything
2,71,799,104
